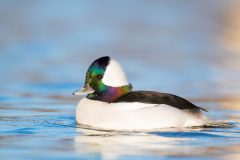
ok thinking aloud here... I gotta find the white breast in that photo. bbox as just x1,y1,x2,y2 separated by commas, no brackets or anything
76,98,207,131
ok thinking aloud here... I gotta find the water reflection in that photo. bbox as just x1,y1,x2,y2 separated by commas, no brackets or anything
75,128,193,159
74,124,240,160
221,1,240,54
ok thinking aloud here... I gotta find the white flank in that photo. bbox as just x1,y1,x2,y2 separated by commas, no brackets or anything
76,98,207,131
102,58,129,87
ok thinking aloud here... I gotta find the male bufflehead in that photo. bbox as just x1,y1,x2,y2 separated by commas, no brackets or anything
73,56,207,131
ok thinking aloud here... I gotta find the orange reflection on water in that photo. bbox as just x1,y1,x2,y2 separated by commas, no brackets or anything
221,2,240,54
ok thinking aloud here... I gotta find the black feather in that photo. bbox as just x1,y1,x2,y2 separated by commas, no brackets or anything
113,91,207,113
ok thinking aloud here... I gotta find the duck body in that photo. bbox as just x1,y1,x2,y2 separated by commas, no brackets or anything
76,92,207,131
74,56,207,131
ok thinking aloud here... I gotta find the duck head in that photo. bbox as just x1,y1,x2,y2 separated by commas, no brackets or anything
73,56,132,102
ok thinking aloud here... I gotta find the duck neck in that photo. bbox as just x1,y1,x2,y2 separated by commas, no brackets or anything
87,84,132,102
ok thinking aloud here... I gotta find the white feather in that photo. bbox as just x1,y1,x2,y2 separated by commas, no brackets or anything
102,58,129,87
76,98,207,131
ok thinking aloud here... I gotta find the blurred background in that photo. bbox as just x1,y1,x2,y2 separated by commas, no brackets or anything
1,0,240,99
1,0,240,104
1,1,240,160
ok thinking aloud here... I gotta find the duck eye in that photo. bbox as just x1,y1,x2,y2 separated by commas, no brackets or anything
96,75,103,79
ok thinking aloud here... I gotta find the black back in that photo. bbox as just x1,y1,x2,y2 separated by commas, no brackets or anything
113,91,207,113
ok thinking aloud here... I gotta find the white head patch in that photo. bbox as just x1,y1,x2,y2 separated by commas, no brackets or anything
102,58,129,87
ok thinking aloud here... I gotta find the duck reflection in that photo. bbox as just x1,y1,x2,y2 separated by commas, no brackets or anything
74,127,194,159
74,121,239,159
75,124,240,160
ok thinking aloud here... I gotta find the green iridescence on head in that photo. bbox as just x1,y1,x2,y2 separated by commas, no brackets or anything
85,64,104,89
85,65,104,82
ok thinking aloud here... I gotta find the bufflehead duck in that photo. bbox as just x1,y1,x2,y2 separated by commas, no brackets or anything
73,56,207,131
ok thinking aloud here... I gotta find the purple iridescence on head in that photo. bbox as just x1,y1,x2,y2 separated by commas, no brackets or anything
87,84,132,102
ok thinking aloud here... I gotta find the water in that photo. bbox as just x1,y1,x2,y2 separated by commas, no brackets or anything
1,1,240,160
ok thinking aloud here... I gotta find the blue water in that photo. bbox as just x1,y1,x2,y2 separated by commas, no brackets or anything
1,1,240,160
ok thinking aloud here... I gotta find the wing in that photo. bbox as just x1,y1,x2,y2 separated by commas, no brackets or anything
113,91,207,113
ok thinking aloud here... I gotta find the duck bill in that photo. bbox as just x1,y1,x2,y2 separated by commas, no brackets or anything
73,84,94,96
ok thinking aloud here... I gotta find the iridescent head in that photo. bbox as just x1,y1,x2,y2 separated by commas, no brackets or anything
73,56,132,102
